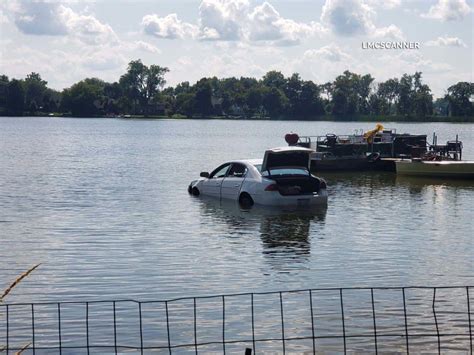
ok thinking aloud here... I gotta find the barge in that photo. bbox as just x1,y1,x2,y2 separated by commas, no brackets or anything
286,125,464,173
395,160,474,178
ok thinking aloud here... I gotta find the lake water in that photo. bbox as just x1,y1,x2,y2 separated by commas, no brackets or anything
0,117,473,353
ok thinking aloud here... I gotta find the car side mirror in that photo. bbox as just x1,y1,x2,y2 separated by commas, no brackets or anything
200,172,210,178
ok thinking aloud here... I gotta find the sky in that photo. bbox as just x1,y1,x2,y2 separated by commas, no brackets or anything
0,0,472,98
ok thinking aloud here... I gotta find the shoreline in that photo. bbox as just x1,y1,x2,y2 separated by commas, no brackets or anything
2,113,474,123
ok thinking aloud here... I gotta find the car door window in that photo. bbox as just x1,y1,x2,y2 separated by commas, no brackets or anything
209,163,231,178
227,163,247,178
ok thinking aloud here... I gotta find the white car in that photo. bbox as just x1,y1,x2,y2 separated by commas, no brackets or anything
188,147,328,207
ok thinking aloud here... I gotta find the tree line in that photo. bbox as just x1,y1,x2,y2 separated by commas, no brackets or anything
0,59,473,119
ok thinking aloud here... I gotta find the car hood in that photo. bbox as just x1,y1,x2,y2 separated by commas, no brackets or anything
261,146,313,172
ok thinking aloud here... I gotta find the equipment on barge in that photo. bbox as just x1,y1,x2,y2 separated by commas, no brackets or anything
285,125,464,172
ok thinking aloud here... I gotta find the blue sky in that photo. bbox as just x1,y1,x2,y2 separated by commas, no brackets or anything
0,0,472,97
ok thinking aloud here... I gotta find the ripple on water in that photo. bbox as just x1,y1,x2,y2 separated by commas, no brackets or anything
0,117,473,352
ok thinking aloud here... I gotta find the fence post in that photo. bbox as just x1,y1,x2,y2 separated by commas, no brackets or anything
279,292,285,355
309,290,315,354
251,293,256,354
57,303,62,355
467,287,472,354
402,288,410,354
340,289,346,354
432,288,441,354
371,288,378,355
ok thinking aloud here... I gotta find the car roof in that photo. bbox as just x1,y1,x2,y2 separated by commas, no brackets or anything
229,159,262,166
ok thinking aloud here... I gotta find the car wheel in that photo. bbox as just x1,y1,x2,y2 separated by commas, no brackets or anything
239,193,254,207
191,187,200,196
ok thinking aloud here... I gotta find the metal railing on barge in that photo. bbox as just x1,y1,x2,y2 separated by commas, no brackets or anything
0,286,472,354
295,131,464,161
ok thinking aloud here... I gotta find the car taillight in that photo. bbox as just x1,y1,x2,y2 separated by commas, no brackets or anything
265,184,279,191
320,179,327,189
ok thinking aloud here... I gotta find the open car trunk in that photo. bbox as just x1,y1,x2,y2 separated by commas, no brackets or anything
271,176,323,196
262,147,313,171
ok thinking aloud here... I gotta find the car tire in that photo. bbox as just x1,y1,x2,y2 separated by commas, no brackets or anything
191,187,200,196
239,193,254,207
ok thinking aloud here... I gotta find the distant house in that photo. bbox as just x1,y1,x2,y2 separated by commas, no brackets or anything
211,95,223,115
228,104,244,116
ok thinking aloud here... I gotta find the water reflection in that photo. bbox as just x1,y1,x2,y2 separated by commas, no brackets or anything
395,174,474,188
319,171,397,188
196,197,327,267
258,207,326,258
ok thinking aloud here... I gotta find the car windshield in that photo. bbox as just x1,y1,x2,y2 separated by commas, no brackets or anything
261,167,309,176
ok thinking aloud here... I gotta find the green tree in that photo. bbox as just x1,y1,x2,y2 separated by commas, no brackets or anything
0,75,9,112
24,72,48,113
175,93,195,118
300,81,325,116
7,79,25,115
42,88,61,113
413,85,433,117
330,71,359,115
376,78,399,115
262,71,286,90
357,74,374,114
445,82,474,116
433,97,449,116
61,78,106,116
119,60,169,114
397,74,413,115
174,82,191,96
193,78,213,116
412,72,433,116
244,86,263,118
368,90,383,115
262,87,288,117
394,72,433,117
284,73,302,116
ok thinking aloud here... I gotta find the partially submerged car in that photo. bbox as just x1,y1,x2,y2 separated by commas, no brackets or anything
188,147,328,207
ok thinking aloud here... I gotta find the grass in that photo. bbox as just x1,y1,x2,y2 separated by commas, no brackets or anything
1,263,41,303
1,264,41,354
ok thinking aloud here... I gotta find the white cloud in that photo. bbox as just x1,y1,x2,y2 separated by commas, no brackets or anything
198,0,249,41
6,0,118,45
0,44,127,90
134,40,161,54
142,13,198,39
248,2,325,45
289,43,456,97
60,6,118,45
321,0,374,36
81,48,126,71
303,44,351,62
421,0,471,21
290,44,369,85
141,0,325,46
396,52,453,73
0,9,10,24
366,0,401,9
373,24,404,40
320,0,404,40
11,1,68,35
426,35,467,47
